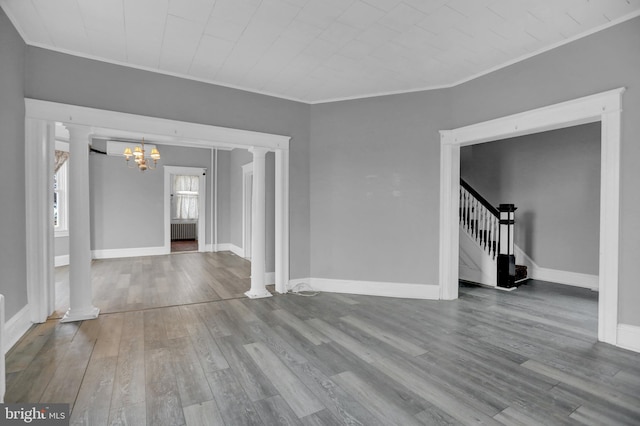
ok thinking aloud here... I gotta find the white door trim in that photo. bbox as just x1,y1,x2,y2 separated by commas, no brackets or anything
242,162,254,260
164,166,207,253
439,87,625,346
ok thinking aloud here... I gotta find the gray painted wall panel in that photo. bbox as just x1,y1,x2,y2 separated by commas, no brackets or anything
24,47,311,279
452,16,640,326
216,150,231,245
54,236,69,257
461,123,601,275
89,143,212,250
229,149,252,249
0,8,28,319
310,91,451,285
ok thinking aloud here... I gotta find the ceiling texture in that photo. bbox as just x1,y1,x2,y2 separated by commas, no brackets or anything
2,0,639,103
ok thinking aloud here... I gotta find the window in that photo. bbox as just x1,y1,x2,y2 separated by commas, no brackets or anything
172,175,199,220
54,159,69,236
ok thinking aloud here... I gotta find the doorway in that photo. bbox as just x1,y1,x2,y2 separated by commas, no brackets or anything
164,166,206,254
439,88,624,346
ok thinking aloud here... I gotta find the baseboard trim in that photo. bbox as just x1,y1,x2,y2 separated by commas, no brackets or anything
288,278,439,300
54,255,69,267
531,267,599,290
214,243,231,252
617,324,640,353
92,246,168,259
228,244,245,258
4,304,32,354
205,243,214,252
514,244,598,290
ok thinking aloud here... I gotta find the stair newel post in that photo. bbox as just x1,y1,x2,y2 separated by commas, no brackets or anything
497,204,517,288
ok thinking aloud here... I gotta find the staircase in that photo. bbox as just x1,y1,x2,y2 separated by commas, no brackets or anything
459,179,527,289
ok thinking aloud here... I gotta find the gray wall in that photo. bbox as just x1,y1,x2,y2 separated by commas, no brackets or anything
0,8,28,319
90,142,213,250
55,236,69,257
451,16,640,326
310,91,451,284
461,123,601,275
216,150,231,245
25,47,311,279
229,149,253,249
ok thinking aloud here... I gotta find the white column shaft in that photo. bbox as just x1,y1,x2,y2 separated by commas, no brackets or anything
246,147,271,299
62,125,99,322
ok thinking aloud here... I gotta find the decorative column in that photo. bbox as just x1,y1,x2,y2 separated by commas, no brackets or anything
497,204,517,289
245,147,272,299
61,124,100,322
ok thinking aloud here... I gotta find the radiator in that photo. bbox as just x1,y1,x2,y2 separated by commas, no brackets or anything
171,223,197,240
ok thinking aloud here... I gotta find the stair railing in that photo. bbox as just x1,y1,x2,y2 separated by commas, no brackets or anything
460,179,499,259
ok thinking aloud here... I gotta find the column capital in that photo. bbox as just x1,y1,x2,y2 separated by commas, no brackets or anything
63,124,92,143
249,146,270,157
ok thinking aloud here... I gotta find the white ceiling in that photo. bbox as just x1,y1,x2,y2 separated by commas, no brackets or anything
2,0,639,103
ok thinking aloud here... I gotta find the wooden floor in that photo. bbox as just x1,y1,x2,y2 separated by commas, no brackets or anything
50,251,250,318
6,255,640,425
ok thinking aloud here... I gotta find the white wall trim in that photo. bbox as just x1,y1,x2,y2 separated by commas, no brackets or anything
617,324,640,353
25,119,56,323
514,244,599,290
54,255,70,267
440,88,624,346
4,304,32,355
291,278,440,300
213,243,245,257
214,243,232,252
532,268,599,291
25,99,290,151
164,166,207,253
92,246,168,259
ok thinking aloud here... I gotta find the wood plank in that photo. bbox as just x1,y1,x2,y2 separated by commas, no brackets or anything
168,337,213,407
254,395,303,426
111,337,146,408
371,356,503,426
70,356,117,425
306,318,384,364
521,359,640,416
215,335,278,402
244,342,324,418
272,309,331,345
332,371,422,426
92,314,124,359
108,402,146,426
183,400,225,426
145,348,186,426
205,368,264,426
340,315,426,356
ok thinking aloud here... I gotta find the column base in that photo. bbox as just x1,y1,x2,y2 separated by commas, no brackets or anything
245,290,273,299
60,306,100,323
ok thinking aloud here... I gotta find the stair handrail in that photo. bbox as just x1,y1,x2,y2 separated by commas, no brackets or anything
460,179,499,217
459,179,500,259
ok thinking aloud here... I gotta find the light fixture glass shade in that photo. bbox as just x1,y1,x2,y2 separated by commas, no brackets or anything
133,146,143,157
123,147,133,159
150,148,160,160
